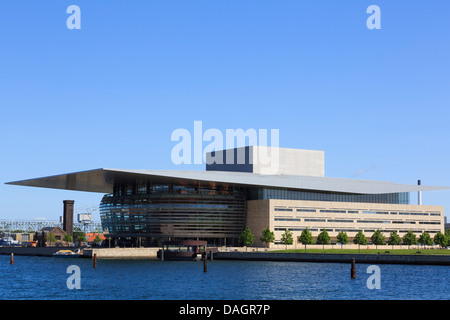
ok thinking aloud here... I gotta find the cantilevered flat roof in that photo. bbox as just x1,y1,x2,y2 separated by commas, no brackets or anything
5,168,450,195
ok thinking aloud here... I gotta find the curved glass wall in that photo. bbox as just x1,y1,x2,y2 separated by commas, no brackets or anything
100,183,246,239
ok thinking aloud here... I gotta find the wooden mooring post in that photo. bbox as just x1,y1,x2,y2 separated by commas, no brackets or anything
93,253,97,268
351,258,356,278
203,252,207,273
10,253,14,265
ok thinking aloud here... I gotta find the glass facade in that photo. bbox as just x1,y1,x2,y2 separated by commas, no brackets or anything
100,183,246,242
249,188,410,204
100,179,411,245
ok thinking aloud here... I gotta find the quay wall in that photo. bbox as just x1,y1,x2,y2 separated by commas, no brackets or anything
0,247,160,259
0,246,71,257
2,246,449,265
214,252,450,266
82,247,159,259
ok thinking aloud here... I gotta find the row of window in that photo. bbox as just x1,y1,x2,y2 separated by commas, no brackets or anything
274,207,441,216
274,216,441,225
273,227,441,234
257,188,410,204
113,183,246,197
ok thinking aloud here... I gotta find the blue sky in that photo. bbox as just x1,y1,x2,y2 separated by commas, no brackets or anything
0,1,449,221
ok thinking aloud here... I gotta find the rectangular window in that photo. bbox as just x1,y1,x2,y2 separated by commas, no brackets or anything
327,219,354,223
362,211,389,215
274,217,301,221
392,221,416,224
357,220,391,224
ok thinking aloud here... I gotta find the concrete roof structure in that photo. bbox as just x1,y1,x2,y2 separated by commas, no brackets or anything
5,168,450,195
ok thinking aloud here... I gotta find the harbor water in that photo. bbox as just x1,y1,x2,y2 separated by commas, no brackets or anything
1,255,448,300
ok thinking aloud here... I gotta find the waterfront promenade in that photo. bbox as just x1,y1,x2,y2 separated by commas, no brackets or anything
1,246,449,265
214,251,450,265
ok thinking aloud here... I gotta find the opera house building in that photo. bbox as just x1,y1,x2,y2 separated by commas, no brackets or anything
6,147,448,247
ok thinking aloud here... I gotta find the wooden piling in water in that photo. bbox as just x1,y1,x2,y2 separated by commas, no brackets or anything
93,253,97,268
203,252,207,272
10,253,14,265
351,258,356,278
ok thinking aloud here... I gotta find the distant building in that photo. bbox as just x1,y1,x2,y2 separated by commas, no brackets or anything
13,232,35,243
86,232,106,244
36,226,67,247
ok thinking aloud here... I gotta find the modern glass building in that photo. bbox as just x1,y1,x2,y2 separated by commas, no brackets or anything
6,147,449,247
100,183,246,246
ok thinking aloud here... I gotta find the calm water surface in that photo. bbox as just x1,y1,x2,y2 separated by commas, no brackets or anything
0,255,448,300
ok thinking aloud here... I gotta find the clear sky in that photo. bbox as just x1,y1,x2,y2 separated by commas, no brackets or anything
0,1,449,222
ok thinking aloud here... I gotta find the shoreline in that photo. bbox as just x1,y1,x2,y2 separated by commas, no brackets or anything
1,246,450,265
214,251,450,266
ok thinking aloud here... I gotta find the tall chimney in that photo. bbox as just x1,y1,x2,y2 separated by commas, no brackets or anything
417,180,422,205
63,200,75,238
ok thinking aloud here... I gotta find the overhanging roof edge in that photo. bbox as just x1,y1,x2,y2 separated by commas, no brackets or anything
5,168,450,195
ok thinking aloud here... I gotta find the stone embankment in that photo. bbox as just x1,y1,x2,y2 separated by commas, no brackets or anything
2,246,449,265
82,247,159,259
0,246,73,256
214,251,450,265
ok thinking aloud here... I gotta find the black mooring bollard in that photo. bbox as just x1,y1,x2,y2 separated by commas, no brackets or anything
351,258,356,278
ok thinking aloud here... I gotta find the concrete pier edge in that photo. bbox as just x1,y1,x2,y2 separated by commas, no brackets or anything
1,247,449,265
214,251,450,266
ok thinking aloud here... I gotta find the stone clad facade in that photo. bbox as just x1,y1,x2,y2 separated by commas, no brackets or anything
247,200,444,247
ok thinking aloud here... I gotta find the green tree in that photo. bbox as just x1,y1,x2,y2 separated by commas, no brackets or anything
94,234,103,245
260,227,275,248
73,231,86,245
442,229,450,248
239,227,255,250
316,229,330,249
298,228,314,252
353,231,367,253
280,229,294,250
371,229,385,249
63,233,73,246
433,231,448,248
402,230,417,248
387,230,401,248
45,232,56,246
418,231,433,247
336,231,349,249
